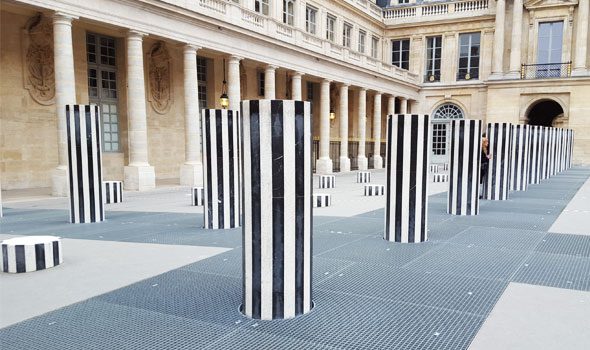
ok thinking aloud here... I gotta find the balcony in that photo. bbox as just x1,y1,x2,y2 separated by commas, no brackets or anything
383,0,493,25
520,62,572,80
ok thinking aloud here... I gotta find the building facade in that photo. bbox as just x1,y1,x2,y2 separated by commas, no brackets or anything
0,0,588,193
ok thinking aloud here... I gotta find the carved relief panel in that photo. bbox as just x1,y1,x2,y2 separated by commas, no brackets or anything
22,14,55,105
147,41,172,114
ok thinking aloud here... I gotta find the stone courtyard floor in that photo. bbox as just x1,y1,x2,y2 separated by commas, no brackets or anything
1,167,589,349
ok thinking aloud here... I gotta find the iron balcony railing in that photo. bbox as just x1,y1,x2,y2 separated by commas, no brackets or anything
520,62,572,79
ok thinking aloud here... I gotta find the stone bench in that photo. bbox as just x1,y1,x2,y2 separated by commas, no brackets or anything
2,236,62,273
103,181,123,204
192,187,204,206
364,184,385,196
356,171,371,183
318,175,335,189
313,193,331,207
433,174,449,183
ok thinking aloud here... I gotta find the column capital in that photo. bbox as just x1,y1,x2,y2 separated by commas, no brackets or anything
53,12,78,24
359,87,367,92
388,94,396,99
291,71,305,77
183,44,201,53
127,29,148,40
339,83,350,88
265,64,278,71
374,91,382,97
321,78,332,84
228,55,243,63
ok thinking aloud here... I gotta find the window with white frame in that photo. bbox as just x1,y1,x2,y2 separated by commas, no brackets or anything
358,30,366,53
255,0,269,15
457,32,480,80
425,36,442,82
371,36,379,58
306,5,317,35
326,14,336,42
391,39,410,70
197,57,208,110
258,71,265,96
343,23,352,48
283,0,294,26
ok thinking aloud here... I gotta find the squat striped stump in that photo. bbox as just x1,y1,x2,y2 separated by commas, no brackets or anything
485,122,513,200
103,181,123,204
448,120,481,216
66,105,104,223
509,124,530,191
192,187,204,206
364,184,385,196
357,171,371,183
440,163,449,171
241,100,313,320
318,175,335,188
429,164,439,173
385,114,430,243
2,236,62,273
433,174,449,183
202,109,241,229
313,193,331,207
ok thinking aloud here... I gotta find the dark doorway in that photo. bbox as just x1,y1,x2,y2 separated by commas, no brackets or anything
526,100,564,126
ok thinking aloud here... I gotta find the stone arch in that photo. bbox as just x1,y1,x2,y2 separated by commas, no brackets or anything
431,101,466,120
525,98,566,127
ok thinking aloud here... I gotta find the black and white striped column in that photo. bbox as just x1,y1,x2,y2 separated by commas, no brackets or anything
202,109,241,230
318,175,335,188
539,126,550,180
448,119,481,216
364,184,385,196
433,174,449,183
313,194,331,207
2,236,62,273
103,181,123,204
192,187,204,206
509,124,530,191
241,100,313,320
356,171,371,183
566,129,574,169
429,164,439,173
66,105,104,223
548,127,557,177
484,122,512,200
528,125,542,185
385,114,429,243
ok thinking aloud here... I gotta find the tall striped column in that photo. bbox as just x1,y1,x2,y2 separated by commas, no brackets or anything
566,129,574,169
528,125,542,185
556,128,564,173
448,119,481,216
548,127,557,177
66,105,104,223
485,123,512,200
241,100,313,320
540,127,550,180
385,114,429,243
202,109,241,229
509,124,530,191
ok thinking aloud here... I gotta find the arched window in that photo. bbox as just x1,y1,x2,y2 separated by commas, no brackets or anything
433,103,464,119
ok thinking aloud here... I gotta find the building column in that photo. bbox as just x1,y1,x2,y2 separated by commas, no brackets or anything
572,0,589,76
507,0,523,78
51,12,77,197
228,55,242,111
400,97,408,114
291,71,303,100
490,0,506,78
339,84,350,172
123,30,156,191
264,65,276,99
387,95,396,117
316,79,333,174
372,93,383,169
357,88,368,170
180,44,203,186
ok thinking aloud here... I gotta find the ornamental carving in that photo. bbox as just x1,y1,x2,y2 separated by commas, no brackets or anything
23,14,55,105
148,41,172,114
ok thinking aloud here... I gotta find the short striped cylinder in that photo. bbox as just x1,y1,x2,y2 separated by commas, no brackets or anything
313,193,331,207
385,114,429,243
448,119,481,216
433,174,449,183
241,100,313,320
66,105,104,223
485,122,513,200
364,184,385,196
202,109,241,229
509,124,530,191
356,171,371,183
192,187,204,206
318,175,335,188
440,163,449,171
528,125,542,185
103,181,123,204
429,164,439,173
2,236,62,273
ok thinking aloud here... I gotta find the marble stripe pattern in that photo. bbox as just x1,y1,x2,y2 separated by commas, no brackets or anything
2,237,62,273
364,184,385,196
241,100,313,320
202,109,241,229
192,187,204,206
509,124,530,191
66,105,104,223
318,175,335,188
356,171,371,183
103,181,123,204
485,122,513,200
312,194,331,207
385,114,430,243
448,119,481,216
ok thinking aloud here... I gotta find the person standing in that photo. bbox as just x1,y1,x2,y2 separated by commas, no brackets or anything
480,133,491,198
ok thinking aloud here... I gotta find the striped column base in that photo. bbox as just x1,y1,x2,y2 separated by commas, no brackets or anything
192,187,204,206
429,164,439,174
356,171,371,183
2,236,62,273
313,194,331,207
433,174,449,183
318,175,335,189
364,184,384,196
440,163,449,171
103,181,123,204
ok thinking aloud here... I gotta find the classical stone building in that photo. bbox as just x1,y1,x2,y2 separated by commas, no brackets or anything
0,0,588,193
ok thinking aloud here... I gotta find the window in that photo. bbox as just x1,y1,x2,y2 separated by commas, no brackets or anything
283,0,294,26
432,123,447,155
197,57,207,110
326,15,336,42
371,36,379,58
306,5,317,35
258,71,265,97
425,36,442,82
86,32,119,152
255,0,269,15
307,81,314,101
433,103,464,119
358,30,366,53
343,23,352,48
458,32,480,80
391,39,410,70
537,21,564,77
